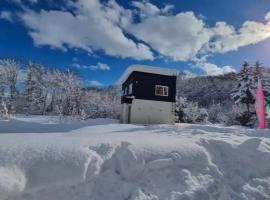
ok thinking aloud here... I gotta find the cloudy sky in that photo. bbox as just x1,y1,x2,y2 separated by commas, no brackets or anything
1,0,270,86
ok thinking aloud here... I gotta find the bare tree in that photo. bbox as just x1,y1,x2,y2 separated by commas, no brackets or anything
0,59,19,114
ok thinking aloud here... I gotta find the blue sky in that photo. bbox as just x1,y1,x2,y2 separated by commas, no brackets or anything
1,0,270,86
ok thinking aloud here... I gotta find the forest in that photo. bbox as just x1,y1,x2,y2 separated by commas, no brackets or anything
0,59,121,120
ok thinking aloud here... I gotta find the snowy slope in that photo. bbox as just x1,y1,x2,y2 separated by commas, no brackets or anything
0,116,269,200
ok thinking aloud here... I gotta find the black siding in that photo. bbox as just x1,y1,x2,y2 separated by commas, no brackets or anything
122,71,176,103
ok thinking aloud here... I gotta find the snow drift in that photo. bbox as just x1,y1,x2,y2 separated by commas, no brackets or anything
0,116,269,200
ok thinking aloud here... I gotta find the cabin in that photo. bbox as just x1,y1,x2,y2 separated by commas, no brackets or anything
119,65,178,124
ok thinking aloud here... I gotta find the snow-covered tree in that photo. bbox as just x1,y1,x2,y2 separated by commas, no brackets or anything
176,97,208,124
0,59,19,114
231,62,256,109
0,58,123,120
79,86,121,119
231,62,257,126
230,61,270,127
25,62,34,113
177,72,237,107
24,62,49,114
50,69,83,117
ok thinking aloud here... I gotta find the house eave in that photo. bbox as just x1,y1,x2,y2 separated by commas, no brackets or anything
118,65,179,85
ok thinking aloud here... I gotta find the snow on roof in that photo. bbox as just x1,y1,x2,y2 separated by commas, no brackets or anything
118,65,179,84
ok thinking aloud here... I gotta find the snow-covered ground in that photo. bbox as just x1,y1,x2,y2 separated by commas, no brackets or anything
0,116,269,200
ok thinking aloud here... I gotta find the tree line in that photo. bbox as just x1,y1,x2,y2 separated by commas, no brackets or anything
1,58,269,127
231,62,270,126
176,61,270,127
0,59,121,119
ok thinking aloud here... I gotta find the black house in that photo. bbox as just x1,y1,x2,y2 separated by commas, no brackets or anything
119,65,178,124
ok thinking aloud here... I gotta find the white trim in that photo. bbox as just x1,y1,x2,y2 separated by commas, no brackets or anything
126,96,135,99
118,65,178,84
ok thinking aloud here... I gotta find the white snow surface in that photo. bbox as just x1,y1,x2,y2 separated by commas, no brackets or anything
0,116,270,200
118,65,178,84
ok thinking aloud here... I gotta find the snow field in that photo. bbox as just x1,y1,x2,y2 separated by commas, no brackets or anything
0,116,269,200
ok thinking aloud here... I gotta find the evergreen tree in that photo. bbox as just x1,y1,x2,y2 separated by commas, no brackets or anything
231,62,257,126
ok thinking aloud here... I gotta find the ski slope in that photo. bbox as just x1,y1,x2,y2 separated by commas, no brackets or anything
0,116,269,200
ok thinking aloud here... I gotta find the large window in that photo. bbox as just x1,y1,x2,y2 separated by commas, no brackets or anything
155,85,169,96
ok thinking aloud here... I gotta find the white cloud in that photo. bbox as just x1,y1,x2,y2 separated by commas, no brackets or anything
131,1,173,18
127,4,270,63
132,1,160,17
89,63,110,71
15,0,270,75
162,4,174,14
88,80,104,87
127,11,212,61
73,62,110,71
265,11,270,21
206,19,270,53
20,0,154,60
0,11,13,22
183,70,196,78
195,61,236,76
125,2,270,74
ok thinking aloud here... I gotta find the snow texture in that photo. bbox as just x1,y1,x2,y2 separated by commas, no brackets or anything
0,116,270,200
118,65,178,84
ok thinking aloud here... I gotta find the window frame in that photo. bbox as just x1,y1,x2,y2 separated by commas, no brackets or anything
155,85,169,97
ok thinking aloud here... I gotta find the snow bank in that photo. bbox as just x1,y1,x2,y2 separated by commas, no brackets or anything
0,116,269,200
0,116,116,133
0,167,26,199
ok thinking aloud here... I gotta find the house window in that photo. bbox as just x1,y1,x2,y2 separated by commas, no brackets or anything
125,87,128,95
129,83,133,94
155,85,169,96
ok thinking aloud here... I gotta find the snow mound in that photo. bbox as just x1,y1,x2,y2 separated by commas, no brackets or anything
0,117,270,200
0,167,26,199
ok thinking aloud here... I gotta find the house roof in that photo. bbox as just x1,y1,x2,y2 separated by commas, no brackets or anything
118,65,179,84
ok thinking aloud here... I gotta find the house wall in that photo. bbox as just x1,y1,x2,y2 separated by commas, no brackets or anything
129,99,175,124
120,103,131,124
122,71,176,102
